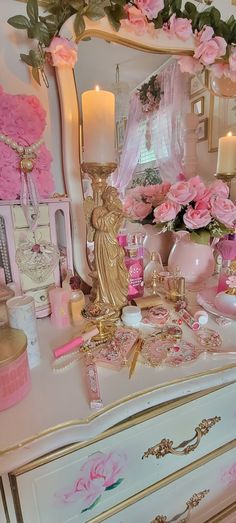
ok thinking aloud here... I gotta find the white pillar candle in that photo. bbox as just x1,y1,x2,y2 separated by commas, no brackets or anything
82,86,116,163
217,132,236,174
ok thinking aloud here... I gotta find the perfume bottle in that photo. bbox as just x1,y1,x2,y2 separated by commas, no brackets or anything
125,245,144,300
216,239,236,293
144,252,163,288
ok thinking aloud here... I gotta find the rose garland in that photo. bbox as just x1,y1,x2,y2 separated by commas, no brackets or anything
7,0,236,86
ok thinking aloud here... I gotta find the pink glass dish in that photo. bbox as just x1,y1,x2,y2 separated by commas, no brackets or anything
165,341,202,367
195,328,222,352
142,306,169,326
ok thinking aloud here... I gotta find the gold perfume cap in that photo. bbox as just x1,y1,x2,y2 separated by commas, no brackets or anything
0,327,27,367
150,252,156,261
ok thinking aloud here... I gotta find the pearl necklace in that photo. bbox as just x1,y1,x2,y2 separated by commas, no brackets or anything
0,132,43,156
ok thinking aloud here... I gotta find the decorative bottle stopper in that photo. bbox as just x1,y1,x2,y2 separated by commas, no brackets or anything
151,270,159,295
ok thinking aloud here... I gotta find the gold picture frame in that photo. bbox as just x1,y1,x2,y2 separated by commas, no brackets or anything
191,96,205,117
190,70,208,98
197,118,208,143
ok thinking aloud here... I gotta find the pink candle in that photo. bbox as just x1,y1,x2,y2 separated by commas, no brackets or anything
49,287,71,328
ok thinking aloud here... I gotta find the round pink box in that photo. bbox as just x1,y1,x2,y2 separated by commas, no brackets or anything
0,326,31,411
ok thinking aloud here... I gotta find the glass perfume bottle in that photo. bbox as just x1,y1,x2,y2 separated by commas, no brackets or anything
125,245,144,300
144,252,163,288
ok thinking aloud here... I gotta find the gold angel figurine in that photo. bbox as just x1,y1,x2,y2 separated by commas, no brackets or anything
92,186,129,311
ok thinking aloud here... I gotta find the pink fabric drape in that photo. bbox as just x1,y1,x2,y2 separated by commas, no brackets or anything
113,92,145,193
113,60,188,192
151,61,188,182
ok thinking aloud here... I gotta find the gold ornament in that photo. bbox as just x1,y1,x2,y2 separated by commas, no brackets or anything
20,155,35,174
92,186,129,312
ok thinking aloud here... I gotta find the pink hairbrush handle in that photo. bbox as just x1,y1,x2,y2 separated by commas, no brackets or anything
53,327,99,359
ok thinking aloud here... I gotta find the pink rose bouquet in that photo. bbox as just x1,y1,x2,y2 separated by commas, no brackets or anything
123,181,171,224
153,176,236,244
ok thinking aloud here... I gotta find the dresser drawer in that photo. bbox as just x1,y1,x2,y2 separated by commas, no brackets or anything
12,205,49,228
9,383,236,523
104,441,236,523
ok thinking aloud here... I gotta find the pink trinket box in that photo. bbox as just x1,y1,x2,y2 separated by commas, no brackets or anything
0,327,31,411
94,327,139,370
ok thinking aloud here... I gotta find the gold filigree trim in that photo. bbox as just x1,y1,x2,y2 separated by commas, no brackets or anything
142,416,221,459
151,490,210,523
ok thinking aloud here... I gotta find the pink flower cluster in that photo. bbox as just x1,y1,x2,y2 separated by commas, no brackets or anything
0,86,54,200
153,176,236,231
62,451,127,511
46,37,77,68
124,182,171,221
179,26,227,74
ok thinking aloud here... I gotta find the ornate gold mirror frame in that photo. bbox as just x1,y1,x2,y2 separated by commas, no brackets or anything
56,15,195,285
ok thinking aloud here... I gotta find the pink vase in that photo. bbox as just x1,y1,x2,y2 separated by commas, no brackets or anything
143,224,174,265
168,233,215,284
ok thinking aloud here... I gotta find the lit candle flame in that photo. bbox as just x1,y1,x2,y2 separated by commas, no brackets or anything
95,85,100,92
227,131,233,137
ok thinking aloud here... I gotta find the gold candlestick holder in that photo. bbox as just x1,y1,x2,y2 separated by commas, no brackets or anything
215,172,236,197
82,162,117,206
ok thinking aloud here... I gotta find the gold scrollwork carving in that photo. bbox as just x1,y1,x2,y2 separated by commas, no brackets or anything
150,489,210,523
142,416,221,460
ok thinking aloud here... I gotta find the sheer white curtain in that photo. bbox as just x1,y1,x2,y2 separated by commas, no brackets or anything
113,60,188,192
151,61,188,182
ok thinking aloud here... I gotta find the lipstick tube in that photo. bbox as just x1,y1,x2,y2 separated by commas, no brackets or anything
83,354,103,410
53,327,99,359
178,309,200,331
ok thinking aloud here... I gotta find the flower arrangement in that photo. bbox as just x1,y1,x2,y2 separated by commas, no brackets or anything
124,176,236,243
7,0,236,86
0,86,54,200
153,176,236,244
138,74,163,113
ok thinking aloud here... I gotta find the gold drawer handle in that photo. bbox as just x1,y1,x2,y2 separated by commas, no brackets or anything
150,489,210,523
142,416,221,460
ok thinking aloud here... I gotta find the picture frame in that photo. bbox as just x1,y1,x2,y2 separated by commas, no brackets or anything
191,96,205,117
197,118,208,143
208,94,236,152
190,70,208,98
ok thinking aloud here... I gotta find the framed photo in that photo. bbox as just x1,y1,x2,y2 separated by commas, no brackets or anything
190,70,208,98
191,96,205,117
208,94,236,152
197,118,208,143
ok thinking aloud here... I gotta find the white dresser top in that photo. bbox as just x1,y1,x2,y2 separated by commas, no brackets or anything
1,288,236,474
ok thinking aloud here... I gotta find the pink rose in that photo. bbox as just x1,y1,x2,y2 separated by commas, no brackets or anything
168,14,193,41
46,37,77,67
135,0,164,20
194,26,227,66
188,176,206,200
183,206,211,229
121,5,148,35
196,180,229,207
210,196,236,228
133,201,153,220
80,451,127,489
142,182,171,204
154,200,181,223
178,56,203,74
167,181,197,206
211,62,230,79
123,196,137,217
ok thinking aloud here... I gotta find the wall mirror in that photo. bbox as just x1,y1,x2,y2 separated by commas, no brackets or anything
55,15,210,285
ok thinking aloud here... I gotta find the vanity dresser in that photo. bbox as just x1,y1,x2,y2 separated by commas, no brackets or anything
0,295,236,523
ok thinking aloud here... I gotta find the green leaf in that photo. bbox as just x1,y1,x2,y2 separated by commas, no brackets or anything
175,0,182,10
184,2,197,17
29,48,43,68
105,478,124,491
74,12,85,37
217,20,230,42
33,22,51,45
7,15,31,30
198,11,211,30
84,4,106,21
27,0,39,24
210,7,221,27
20,52,34,66
154,13,163,29
190,230,210,245
32,66,41,85
81,495,102,513
104,5,125,32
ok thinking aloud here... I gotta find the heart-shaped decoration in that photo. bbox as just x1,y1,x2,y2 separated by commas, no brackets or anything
16,240,60,283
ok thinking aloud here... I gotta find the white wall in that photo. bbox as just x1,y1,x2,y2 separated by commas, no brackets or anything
1,0,236,193
0,0,64,193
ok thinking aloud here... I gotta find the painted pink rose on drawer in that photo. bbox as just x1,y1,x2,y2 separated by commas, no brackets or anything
60,451,127,513
221,462,236,487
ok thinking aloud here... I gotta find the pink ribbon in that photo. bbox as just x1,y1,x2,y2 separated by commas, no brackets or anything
20,171,39,232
